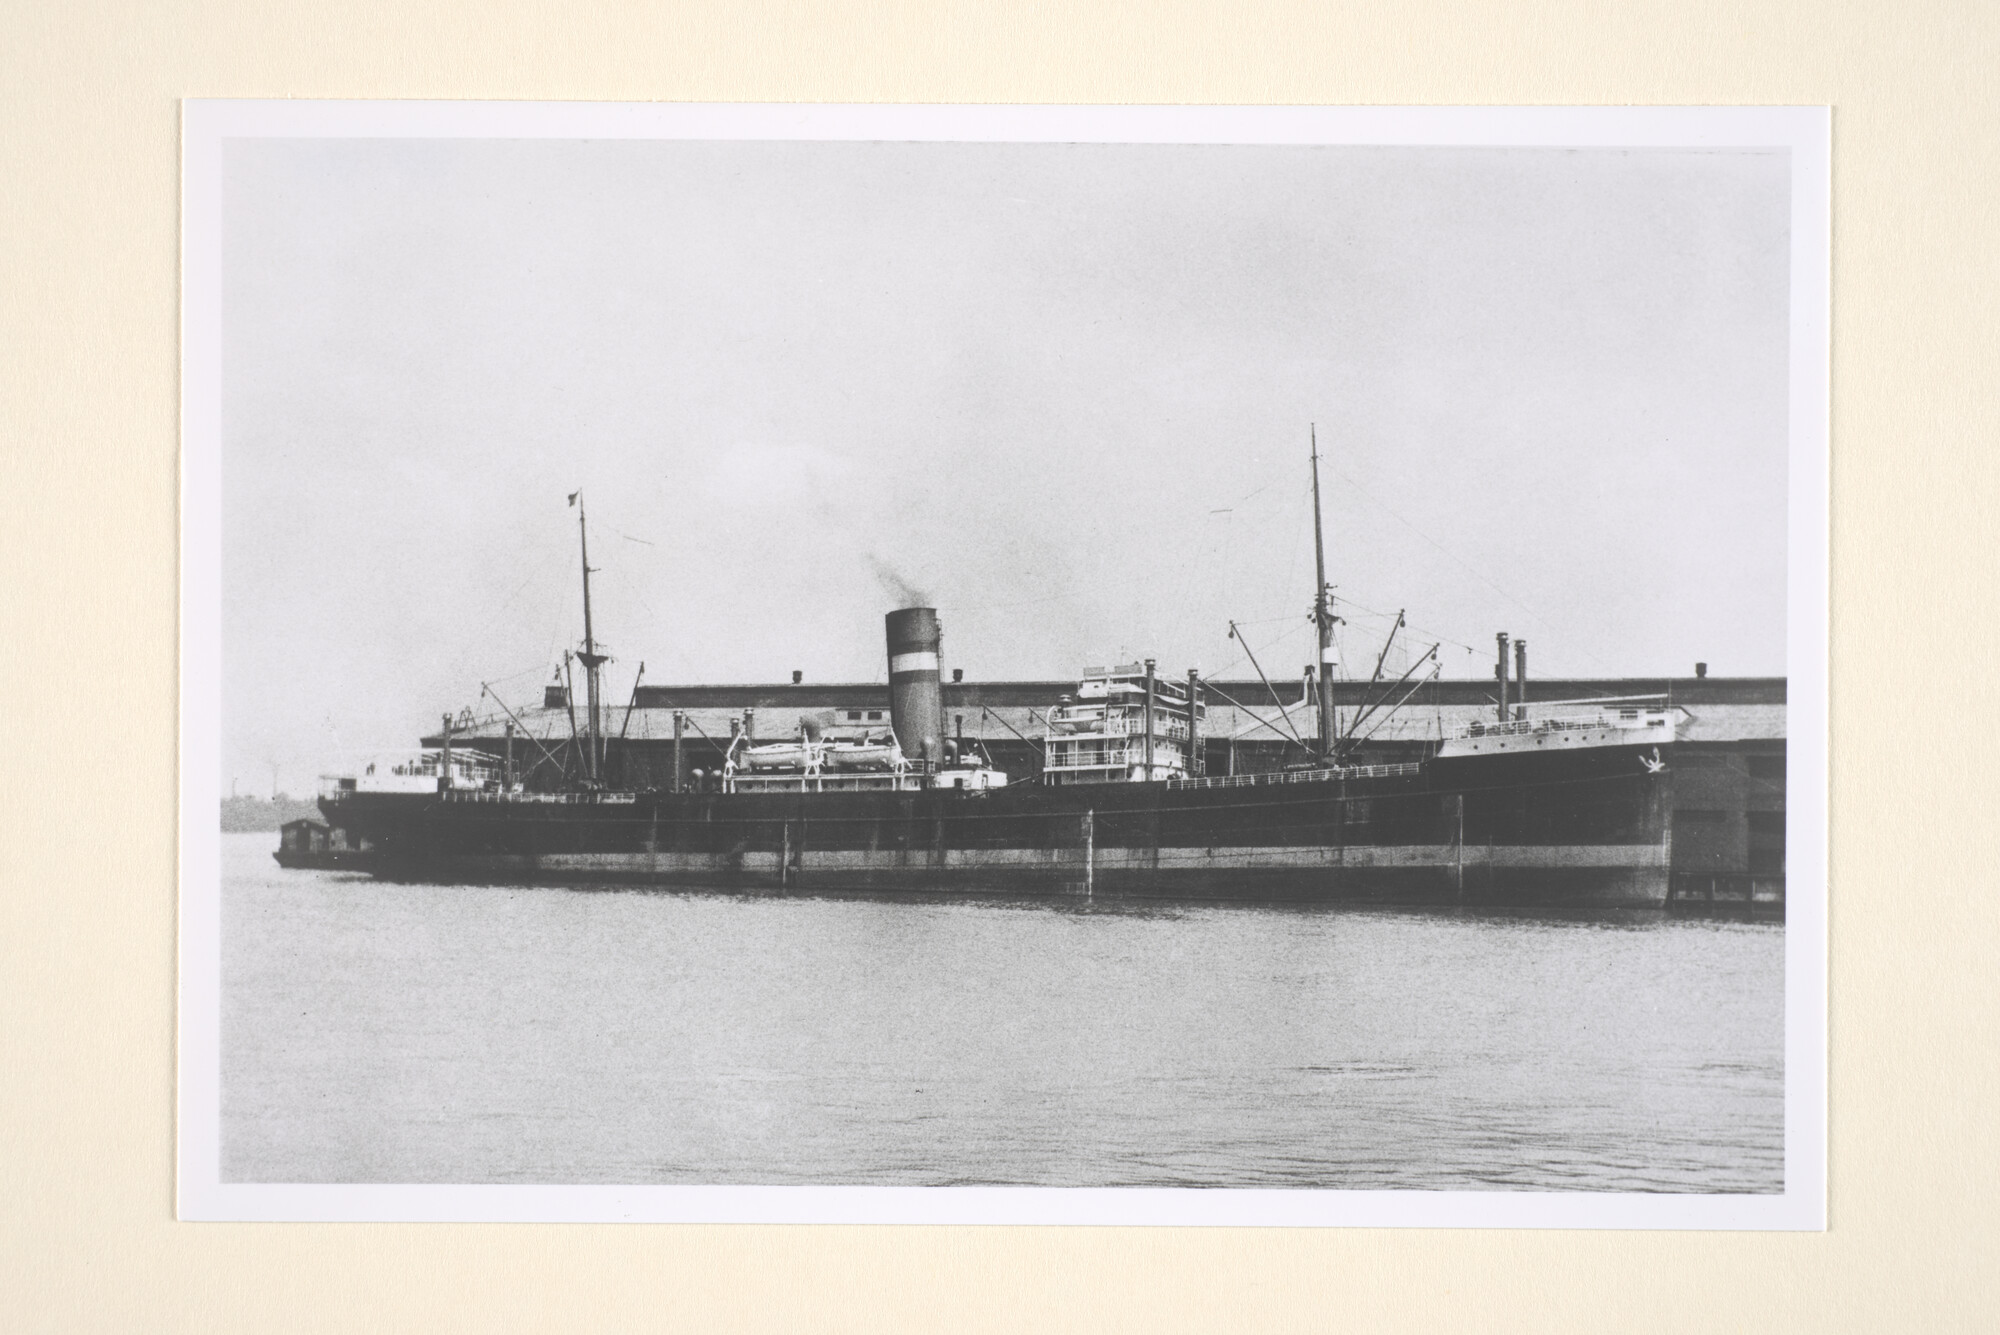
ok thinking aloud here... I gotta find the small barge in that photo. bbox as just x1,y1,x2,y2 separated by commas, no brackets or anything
273,818,376,872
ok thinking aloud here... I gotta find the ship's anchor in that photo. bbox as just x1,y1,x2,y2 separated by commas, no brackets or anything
1640,747,1666,774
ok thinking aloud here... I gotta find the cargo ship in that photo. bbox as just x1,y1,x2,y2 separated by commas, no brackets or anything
316,451,1683,907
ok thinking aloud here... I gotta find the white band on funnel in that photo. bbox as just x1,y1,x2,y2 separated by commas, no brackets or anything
890,651,940,675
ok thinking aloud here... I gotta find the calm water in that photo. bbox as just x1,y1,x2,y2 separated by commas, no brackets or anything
220,833,1784,1190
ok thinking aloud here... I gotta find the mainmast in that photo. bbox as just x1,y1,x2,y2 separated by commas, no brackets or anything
1310,426,1337,758
571,490,607,783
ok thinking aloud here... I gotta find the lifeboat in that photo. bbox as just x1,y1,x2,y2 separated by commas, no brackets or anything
1047,703,1107,733
824,740,903,771
741,741,819,771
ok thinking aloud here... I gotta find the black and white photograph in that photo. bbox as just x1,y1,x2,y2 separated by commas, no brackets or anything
180,103,1827,1226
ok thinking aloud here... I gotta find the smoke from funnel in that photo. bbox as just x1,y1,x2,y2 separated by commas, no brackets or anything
868,553,931,609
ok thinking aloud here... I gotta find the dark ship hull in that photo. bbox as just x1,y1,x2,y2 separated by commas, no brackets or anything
321,741,1673,908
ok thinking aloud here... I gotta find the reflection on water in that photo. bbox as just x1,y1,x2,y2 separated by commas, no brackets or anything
220,834,1783,1190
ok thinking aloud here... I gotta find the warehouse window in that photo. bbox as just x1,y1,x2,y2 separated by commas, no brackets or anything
1748,810,1786,874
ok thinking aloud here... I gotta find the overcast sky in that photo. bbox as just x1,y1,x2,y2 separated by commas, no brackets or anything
221,138,1790,794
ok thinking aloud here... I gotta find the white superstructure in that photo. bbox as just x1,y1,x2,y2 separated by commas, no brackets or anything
1434,697,1680,759
1042,661,1203,784
322,748,504,797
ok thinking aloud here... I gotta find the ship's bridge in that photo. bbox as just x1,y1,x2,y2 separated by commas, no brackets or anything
1043,659,1204,785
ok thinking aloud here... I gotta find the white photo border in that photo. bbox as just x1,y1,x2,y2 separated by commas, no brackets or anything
179,100,1829,1228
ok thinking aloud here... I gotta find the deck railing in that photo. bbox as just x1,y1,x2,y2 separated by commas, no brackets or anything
442,789,638,805
1166,762,1421,791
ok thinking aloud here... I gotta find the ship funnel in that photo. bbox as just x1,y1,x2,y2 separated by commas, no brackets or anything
885,606,944,767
